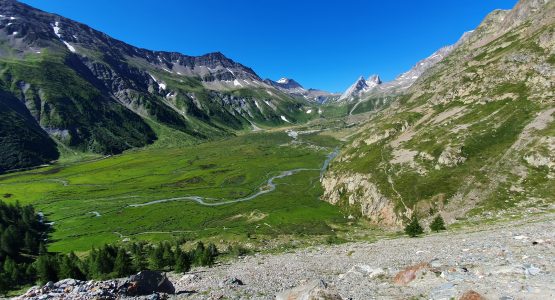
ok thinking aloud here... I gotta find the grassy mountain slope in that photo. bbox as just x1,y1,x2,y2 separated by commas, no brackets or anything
0,87,58,172
322,0,555,227
0,0,317,172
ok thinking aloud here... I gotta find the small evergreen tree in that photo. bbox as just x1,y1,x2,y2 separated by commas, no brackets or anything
3,257,17,283
0,271,8,295
149,244,165,270
430,214,446,232
59,252,85,280
207,243,218,257
404,215,424,237
161,243,175,268
24,231,37,254
24,263,36,282
35,255,59,284
174,248,191,273
114,248,132,277
192,242,205,266
0,225,19,257
130,243,147,272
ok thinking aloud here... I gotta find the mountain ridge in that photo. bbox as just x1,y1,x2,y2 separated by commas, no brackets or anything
0,0,320,172
322,0,555,227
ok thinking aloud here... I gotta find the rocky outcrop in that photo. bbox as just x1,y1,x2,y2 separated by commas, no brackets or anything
321,172,401,227
16,271,176,300
339,75,381,102
437,145,467,168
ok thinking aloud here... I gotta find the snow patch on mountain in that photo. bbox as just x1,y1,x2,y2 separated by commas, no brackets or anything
52,22,76,53
63,41,76,53
277,78,289,84
281,116,291,123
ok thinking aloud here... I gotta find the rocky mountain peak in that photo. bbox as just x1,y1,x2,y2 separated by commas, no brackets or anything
367,74,382,85
339,75,371,101
275,78,303,89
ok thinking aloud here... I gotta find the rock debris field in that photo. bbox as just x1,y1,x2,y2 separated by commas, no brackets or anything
15,213,555,300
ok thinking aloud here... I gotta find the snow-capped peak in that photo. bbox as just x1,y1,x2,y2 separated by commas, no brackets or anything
277,78,290,84
269,77,304,90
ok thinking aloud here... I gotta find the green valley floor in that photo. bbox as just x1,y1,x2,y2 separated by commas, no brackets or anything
0,130,354,253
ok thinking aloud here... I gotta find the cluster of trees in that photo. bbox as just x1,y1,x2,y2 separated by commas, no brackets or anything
404,214,446,237
0,201,48,293
33,241,219,285
0,200,220,295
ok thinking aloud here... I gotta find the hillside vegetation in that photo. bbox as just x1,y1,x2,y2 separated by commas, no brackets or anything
322,0,555,227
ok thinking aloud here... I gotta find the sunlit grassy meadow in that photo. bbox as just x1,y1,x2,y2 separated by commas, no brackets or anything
0,131,350,253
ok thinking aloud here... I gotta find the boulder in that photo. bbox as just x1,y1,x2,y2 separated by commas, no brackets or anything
393,262,429,285
219,277,244,287
459,290,485,300
276,279,342,300
339,265,385,279
127,271,175,296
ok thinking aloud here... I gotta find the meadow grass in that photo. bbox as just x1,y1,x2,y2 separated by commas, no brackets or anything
0,131,349,252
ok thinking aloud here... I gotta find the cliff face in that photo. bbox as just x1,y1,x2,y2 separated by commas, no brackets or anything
322,172,402,227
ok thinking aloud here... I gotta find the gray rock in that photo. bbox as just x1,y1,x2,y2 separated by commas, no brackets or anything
276,280,342,300
219,277,244,287
429,282,456,300
525,264,541,276
127,271,175,296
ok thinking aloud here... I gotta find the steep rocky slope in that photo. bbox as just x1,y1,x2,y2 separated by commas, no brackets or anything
0,0,315,172
322,0,555,227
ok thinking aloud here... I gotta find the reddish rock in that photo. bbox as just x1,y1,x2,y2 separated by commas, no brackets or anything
460,290,485,300
393,262,429,285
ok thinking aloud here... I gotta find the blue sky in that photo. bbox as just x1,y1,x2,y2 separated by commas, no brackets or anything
21,0,517,92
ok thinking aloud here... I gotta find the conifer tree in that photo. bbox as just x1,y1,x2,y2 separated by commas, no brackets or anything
174,248,191,273
430,214,447,232
114,248,132,277
149,244,165,270
404,215,424,237
59,252,85,280
35,255,59,284
162,243,175,268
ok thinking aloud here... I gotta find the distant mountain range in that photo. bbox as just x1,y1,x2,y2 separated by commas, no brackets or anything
0,0,320,172
264,77,340,103
3,0,547,176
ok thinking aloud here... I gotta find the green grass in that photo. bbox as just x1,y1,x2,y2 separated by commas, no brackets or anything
0,131,349,253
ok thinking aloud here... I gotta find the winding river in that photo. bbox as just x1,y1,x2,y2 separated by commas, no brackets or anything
128,147,339,208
